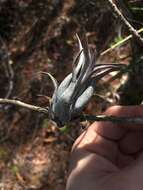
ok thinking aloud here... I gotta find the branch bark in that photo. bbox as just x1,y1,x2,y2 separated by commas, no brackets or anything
80,114,143,125
107,0,143,46
0,98,49,115
1,98,143,125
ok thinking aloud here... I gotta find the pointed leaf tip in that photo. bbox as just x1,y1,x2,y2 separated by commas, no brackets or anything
40,71,58,90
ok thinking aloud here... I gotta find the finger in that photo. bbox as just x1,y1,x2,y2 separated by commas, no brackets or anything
94,105,143,140
117,151,134,168
118,152,143,188
93,121,127,140
119,131,143,154
73,124,118,163
67,151,118,190
106,105,143,130
72,105,143,167
106,105,143,117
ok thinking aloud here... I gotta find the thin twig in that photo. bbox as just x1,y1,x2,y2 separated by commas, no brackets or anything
101,27,143,56
0,98,49,115
80,114,143,125
1,98,143,125
107,0,143,46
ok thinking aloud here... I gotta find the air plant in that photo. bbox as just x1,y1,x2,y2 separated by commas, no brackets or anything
45,34,124,126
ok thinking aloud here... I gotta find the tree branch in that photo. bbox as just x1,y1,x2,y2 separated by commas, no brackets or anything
80,114,143,125
0,98,49,115
101,27,143,56
107,0,143,47
1,98,143,125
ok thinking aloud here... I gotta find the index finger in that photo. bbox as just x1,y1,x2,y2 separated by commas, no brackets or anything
74,105,143,149
92,105,143,140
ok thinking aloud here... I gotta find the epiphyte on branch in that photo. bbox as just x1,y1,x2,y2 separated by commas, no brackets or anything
46,34,124,126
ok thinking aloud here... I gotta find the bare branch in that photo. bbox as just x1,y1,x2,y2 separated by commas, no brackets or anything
0,98,49,115
107,0,143,46
80,114,143,125
0,98,143,126
101,27,143,56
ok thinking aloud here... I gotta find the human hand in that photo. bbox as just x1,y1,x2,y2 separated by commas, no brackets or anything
67,106,143,190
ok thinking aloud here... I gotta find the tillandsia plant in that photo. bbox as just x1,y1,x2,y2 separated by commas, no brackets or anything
45,34,124,126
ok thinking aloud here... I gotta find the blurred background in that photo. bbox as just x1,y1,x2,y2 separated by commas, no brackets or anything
0,0,143,189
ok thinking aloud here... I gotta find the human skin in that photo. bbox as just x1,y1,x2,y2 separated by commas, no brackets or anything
66,106,143,190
